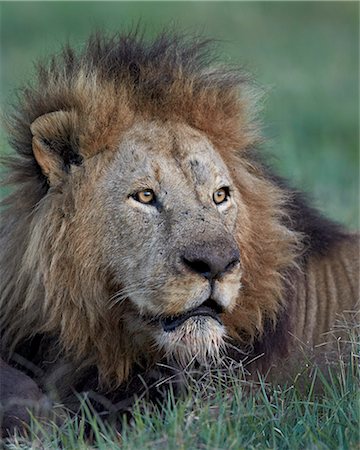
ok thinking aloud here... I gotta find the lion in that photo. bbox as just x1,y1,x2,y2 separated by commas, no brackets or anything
0,31,358,435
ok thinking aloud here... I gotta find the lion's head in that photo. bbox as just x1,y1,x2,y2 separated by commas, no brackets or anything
1,32,301,387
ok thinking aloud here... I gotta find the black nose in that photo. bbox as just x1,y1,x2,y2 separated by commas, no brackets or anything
182,242,240,280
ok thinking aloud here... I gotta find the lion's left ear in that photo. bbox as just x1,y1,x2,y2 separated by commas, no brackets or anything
31,110,83,186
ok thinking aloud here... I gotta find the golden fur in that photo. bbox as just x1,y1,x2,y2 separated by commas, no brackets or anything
0,32,358,394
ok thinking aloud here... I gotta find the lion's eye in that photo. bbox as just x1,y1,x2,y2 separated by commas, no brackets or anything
213,187,229,205
133,189,155,204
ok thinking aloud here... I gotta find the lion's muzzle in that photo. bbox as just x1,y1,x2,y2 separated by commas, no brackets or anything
161,298,224,332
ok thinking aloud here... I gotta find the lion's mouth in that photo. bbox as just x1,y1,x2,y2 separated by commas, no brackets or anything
160,298,224,332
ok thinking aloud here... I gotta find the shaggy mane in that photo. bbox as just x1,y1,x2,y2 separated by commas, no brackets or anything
2,30,256,212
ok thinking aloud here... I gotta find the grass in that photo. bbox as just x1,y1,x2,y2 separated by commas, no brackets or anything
5,332,360,450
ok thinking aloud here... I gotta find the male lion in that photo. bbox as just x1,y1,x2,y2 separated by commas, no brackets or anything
0,32,358,435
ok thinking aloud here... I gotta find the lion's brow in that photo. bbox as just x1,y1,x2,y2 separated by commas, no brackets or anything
168,129,210,187
189,159,210,186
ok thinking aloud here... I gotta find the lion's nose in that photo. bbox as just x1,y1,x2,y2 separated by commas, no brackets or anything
181,243,240,280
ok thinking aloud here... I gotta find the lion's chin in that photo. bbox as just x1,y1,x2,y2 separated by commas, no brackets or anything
155,317,225,368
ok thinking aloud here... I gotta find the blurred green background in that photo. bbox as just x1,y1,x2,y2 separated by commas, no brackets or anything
0,1,358,228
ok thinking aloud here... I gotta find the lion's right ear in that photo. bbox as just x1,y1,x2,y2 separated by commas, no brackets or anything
31,110,82,185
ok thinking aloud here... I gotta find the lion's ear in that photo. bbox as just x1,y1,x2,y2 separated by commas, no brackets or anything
31,110,82,185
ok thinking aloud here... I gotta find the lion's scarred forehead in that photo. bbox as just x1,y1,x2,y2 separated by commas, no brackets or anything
113,121,232,189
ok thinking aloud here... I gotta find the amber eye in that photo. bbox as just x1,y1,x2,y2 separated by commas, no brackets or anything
213,187,229,205
133,189,155,204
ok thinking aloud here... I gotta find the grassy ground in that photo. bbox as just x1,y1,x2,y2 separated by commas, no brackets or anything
0,2,359,449
5,332,360,449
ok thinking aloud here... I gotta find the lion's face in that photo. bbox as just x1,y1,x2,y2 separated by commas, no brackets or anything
25,110,295,383
95,121,242,365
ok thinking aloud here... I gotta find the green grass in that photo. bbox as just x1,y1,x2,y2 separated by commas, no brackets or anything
5,334,360,450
